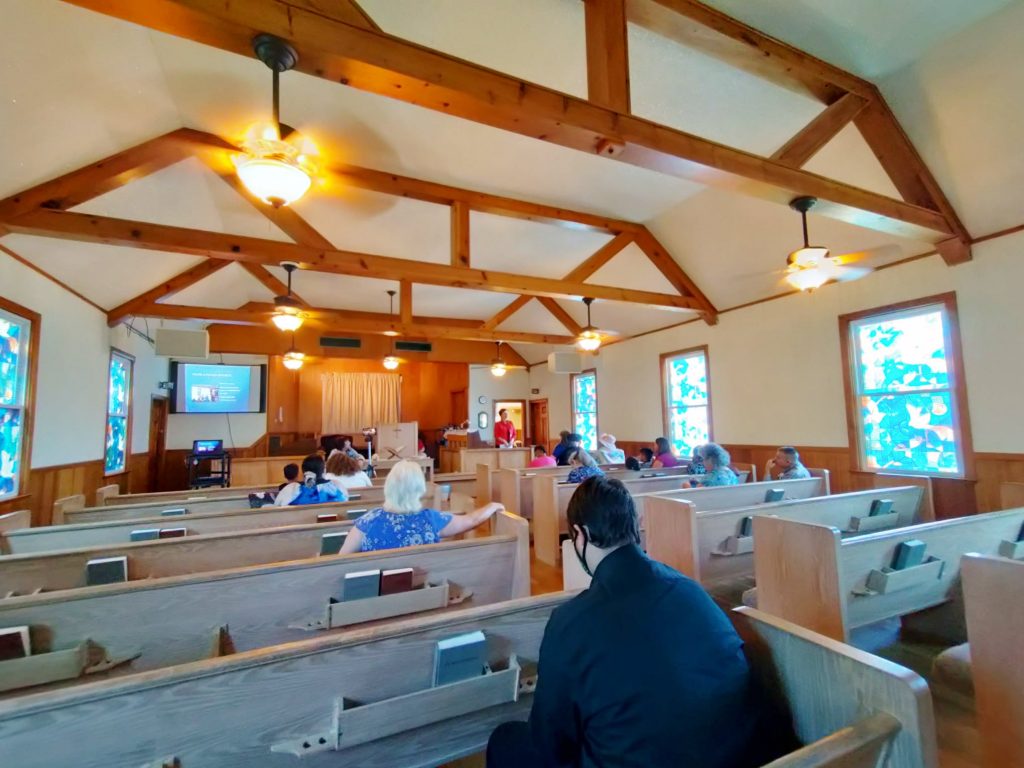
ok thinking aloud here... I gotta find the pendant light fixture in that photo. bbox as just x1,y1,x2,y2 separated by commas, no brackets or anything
490,341,508,377
234,34,318,208
271,262,304,331
382,289,400,370
576,297,603,352
282,333,305,370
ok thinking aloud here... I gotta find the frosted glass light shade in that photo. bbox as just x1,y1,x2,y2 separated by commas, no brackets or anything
383,356,400,370
272,312,303,332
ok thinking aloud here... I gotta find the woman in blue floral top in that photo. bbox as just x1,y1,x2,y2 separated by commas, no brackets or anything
566,448,605,484
694,443,738,487
339,460,504,554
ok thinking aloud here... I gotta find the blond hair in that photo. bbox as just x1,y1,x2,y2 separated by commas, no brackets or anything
382,459,427,514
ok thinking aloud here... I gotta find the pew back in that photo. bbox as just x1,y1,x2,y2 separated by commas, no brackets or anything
999,481,1024,510
0,510,29,535
961,554,1024,768
754,508,1024,641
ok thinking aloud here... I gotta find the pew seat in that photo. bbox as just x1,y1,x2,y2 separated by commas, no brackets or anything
931,642,974,700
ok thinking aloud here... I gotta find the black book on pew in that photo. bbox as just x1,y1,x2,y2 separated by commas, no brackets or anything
320,531,348,556
739,516,754,537
342,569,381,601
248,492,275,508
130,529,160,542
160,507,188,517
1017,520,1024,542
891,540,926,570
86,556,128,586
345,508,369,521
869,499,894,517
0,626,31,661
433,630,488,687
764,488,785,503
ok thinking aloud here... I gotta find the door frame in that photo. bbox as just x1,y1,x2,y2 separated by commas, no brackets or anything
147,395,169,493
528,398,549,449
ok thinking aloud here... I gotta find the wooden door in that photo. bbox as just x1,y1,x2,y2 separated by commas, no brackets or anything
450,388,467,425
147,397,168,492
529,399,549,449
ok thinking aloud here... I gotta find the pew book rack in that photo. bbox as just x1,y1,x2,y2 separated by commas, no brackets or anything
270,655,531,757
290,581,473,631
0,639,139,694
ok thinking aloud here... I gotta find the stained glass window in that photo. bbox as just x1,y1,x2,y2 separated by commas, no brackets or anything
847,301,963,475
571,371,598,451
105,350,133,475
0,307,31,500
662,348,711,457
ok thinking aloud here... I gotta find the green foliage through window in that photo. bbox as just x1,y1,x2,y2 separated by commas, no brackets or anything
572,372,598,451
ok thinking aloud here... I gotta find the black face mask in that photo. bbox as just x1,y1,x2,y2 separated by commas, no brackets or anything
571,526,593,578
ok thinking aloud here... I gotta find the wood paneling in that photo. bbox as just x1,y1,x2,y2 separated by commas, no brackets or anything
0,459,112,527
974,452,1024,512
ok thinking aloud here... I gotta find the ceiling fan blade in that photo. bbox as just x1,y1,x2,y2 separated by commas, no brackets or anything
830,244,902,266
830,265,873,282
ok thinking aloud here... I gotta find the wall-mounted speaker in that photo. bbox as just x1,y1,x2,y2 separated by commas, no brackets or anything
154,328,210,359
547,352,583,374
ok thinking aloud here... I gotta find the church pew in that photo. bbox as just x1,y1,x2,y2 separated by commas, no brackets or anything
961,554,1024,768
645,486,924,591
752,507,1024,643
3,500,383,555
0,594,936,768
97,477,388,507
0,512,529,696
0,510,29,535
535,473,829,567
859,473,936,522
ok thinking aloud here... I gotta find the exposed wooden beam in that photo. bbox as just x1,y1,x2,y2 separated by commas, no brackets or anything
481,296,533,331
6,210,702,310
238,262,308,305
61,0,954,241
634,228,718,323
399,280,412,324
564,232,635,281
107,259,232,326
770,94,869,168
0,128,227,220
450,201,470,268
537,297,584,336
584,0,630,112
0,242,106,314
138,302,577,345
288,0,381,31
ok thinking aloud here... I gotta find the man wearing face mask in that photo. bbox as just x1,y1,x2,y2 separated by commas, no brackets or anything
486,475,767,767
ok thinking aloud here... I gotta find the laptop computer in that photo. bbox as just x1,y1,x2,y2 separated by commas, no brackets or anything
193,439,224,456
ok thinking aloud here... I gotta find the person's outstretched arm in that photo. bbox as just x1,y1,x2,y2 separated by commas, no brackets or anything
439,502,503,537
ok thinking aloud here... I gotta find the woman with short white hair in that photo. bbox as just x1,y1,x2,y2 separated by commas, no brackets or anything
339,459,503,553
695,443,738,487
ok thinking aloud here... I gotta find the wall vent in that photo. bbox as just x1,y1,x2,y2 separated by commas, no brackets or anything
319,336,362,349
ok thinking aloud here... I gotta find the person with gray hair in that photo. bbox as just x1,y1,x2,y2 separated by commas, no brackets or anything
765,446,811,481
566,448,605,484
340,460,503,553
695,443,738,487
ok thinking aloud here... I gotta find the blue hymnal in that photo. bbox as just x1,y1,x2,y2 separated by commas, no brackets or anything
130,529,160,542
891,540,926,570
433,631,487,687
342,569,381,601
86,556,128,586
739,516,754,537
160,508,188,517
345,508,369,521
869,499,894,517
764,488,785,503
320,531,348,556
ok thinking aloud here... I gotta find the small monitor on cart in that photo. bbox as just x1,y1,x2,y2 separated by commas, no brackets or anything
192,439,224,456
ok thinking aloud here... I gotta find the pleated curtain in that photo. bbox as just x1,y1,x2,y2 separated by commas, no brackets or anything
321,373,401,434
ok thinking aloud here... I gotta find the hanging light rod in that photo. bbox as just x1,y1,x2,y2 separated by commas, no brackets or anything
383,289,400,370
271,261,304,331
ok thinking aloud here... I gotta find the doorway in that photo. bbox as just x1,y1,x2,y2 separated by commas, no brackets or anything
450,388,467,426
494,399,527,445
529,399,549,449
147,396,168,493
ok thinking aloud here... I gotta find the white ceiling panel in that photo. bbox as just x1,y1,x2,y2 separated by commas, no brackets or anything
291,189,449,263
412,285,517,321
74,157,294,241
587,242,679,294
555,296,699,337
470,213,614,279
264,268,400,313
0,233,204,310
495,299,574,336
160,262,277,309
803,124,902,199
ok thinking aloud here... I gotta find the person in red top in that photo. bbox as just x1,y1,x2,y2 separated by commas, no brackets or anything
494,408,516,447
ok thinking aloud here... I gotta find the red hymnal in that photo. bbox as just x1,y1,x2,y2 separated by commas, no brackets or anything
380,568,414,596
0,626,31,661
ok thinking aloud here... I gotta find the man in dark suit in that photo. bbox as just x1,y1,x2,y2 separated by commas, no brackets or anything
487,475,766,767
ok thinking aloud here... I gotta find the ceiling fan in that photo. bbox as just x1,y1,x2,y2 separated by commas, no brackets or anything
270,261,306,331
783,196,894,291
488,341,527,377
575,297,620,352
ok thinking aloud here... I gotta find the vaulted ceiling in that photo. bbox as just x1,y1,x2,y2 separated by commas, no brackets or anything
1,0,1021,364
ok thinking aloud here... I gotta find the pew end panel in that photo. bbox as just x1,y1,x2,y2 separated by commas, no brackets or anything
532,475,562,567
809,468,831,495
962,554,1024,768
0,509,30,537
753,516,849,642
475,463,493,505
51,494,86,525
93,484,120,507
492,510,531,599
498,468,524,521
643,496,702,581
735,607,938,768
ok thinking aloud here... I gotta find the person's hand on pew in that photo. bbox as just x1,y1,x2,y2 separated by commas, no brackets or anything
440,502,505,538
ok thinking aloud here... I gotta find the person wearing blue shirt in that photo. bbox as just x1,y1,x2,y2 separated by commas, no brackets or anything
566,448,604,484
486,476,769,767
339,459,503,553
275,454,347,506
694,443,739,487
765,446,811,481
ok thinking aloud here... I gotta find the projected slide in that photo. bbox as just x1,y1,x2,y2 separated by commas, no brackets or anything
182,365,253,414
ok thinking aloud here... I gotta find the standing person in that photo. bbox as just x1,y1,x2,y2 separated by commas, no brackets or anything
765,446,811,480
486,476,766,767
694,443,738,487
551,431,571,464
494,409,516,448
651,437,679,468
566,448,604,484
529,445,557,468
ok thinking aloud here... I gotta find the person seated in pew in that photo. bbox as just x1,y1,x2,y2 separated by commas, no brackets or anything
764,446,811,481
486,476,762,768
530,445,557,468
339,459,503,554
636,446,654,469
597,433,626,464
275,454,348,506
278,462,299,491
324,452,372,491
687,445,706,475
624,456,641,471
556,433,583,466
551,430,572,464
651,436,679,468
566,448,604,484
692,443,738,487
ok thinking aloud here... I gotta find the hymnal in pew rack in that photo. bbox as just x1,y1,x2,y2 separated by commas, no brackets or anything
291,580,471,631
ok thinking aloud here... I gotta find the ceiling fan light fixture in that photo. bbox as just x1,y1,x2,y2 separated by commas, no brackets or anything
271,312,303,331
576,328,602,352
282,349,305,370
785,268,830,292
382,355,400,371
490,362,508,377
787,245,830,270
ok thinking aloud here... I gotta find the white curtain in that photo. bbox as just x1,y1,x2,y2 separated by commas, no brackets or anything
321,373,401,434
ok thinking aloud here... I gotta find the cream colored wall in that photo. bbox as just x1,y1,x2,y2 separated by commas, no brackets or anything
468,366,530,443
536,230,1024,453
529,355,608,442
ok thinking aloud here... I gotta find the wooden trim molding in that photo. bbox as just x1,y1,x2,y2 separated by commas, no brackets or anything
103,347,136,477
658,344,713,446
0,295,40,504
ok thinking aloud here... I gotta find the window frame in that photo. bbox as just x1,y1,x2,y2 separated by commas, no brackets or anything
659,345,713,456
103,347,135,477
838,292,974,479
569,368,598,451
0,296,40,503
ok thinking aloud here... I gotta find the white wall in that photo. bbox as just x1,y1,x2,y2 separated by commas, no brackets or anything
535,230,1024,454
529,355,607,443
164,353,269,451
467,366,530,443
